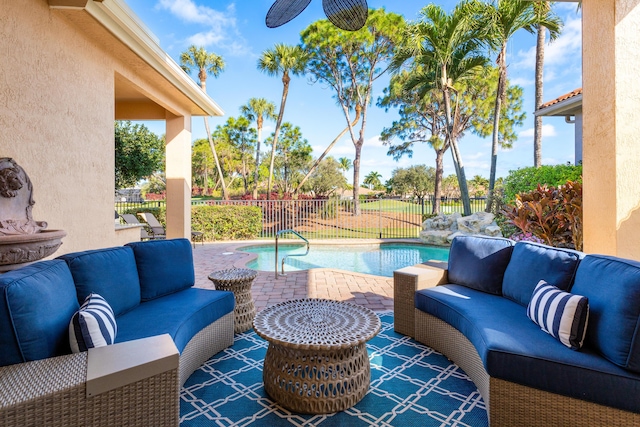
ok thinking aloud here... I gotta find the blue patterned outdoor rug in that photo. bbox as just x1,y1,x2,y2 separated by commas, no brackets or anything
180,312,488,426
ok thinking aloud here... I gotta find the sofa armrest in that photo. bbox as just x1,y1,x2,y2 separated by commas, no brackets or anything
394,262,449,338
0,335,180,427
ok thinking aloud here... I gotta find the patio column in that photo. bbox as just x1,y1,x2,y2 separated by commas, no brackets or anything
582,0,640,259
165,112,192,239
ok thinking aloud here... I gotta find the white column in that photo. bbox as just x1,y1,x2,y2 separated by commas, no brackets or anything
165,112,192,239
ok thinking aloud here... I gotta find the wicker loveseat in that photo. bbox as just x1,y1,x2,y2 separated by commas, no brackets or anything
0,238,234,427
394,235,640,426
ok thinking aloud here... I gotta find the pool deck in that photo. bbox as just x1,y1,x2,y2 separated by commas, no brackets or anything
192,240,411,312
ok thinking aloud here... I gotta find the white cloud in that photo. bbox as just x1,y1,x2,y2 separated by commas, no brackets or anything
157,1,250,56
518,124,558,138
364,135,384,148
512,14,582,81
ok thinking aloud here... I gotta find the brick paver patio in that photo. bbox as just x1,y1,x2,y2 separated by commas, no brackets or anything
192,240,395,312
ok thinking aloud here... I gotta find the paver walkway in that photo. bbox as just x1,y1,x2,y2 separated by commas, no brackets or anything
192,240,395,312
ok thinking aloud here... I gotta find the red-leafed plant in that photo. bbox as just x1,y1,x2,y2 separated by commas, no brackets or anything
502,180,582,251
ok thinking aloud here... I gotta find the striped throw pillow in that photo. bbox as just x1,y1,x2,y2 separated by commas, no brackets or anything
527,280,589,350
69,293,117,353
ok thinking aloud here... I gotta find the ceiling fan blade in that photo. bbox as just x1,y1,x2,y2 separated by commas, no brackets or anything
266,0,312,28
322,0,368,31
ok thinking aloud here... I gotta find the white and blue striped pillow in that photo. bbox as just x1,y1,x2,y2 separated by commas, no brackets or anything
527,280,589,350
69,293,117,353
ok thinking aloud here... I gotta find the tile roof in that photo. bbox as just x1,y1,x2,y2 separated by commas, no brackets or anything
538,88,582,110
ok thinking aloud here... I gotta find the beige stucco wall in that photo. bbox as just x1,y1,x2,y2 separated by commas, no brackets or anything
0,0,192,254
582,0,640,260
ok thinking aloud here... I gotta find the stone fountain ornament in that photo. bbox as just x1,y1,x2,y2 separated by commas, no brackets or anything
0,158,66,272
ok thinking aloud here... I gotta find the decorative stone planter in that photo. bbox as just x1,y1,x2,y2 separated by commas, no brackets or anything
0,229,67,272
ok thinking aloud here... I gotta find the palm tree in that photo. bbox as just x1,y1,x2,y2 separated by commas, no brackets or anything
482,0,561,211
392,2,487,216
241,98,276,198
257,44,308,199
533,2,562,168
180,45,228,200
364,171,382,190
338,157,352,180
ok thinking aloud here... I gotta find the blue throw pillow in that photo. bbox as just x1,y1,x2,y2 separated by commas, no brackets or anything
571,255,640,372
447,236,514,295
58,246,141,317
502,242,583,307
527,280,589,350
69,293,117,353
126,238,195,301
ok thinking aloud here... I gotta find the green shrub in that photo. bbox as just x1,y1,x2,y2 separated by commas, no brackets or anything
191,205,262,241
122,205,262,241
503,164,582,203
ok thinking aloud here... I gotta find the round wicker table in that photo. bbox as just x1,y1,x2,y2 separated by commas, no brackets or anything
253,299,381,414
208,268,258,333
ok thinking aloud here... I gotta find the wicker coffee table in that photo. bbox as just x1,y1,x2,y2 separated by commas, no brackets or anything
208,268,258,333
253,299,381,414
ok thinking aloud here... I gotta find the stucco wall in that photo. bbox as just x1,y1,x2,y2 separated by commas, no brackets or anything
582,0,640,260
0,0,191,254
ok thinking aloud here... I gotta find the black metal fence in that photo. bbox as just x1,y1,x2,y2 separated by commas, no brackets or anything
115,197,486,240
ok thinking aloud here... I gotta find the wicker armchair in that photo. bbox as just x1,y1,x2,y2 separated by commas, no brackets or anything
0,335,180,427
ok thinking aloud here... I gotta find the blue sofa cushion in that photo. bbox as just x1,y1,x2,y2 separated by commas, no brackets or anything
58,246,141,317
0,260,79,366
115,288,234,353
527,280,589,349
447,236,514,295
571,255,640,373
415,284,640,413
502,241,582,306
69,293,117,353
126,239,195,301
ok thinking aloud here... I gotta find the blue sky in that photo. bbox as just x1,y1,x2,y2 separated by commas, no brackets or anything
126,0,582,184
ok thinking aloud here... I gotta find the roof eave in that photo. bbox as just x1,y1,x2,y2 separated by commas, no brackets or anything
535,94,583,117
53,0,224,117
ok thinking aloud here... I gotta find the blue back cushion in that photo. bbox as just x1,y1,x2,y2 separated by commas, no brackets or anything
126,238,194,301
58,247,141,317
571,255,640,373
0,260,79,366
447,236,514,295
502,242,583,306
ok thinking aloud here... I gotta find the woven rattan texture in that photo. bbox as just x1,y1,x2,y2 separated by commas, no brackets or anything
208,268,257,333
253,299,380,414
0,352,87,407
414,309,640,426
179,312,234,385
322,0,368,31
266,0,312,28
1,359,178,427
253,298,380,350
263,342,371,414
393,270,419,337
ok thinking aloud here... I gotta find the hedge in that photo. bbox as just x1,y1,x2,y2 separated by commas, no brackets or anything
122,205,262,241
503,164,582,203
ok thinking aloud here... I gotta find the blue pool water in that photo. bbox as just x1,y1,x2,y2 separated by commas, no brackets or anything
241,243,450,277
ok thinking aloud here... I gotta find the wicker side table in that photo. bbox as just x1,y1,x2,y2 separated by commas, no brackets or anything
253,299,381,414
208,268,258,333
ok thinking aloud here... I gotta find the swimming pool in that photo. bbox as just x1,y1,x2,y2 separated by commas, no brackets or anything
241,243,450,277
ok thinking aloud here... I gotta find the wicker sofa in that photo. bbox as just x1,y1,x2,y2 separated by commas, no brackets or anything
394,235,640,426
0,238,234,427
